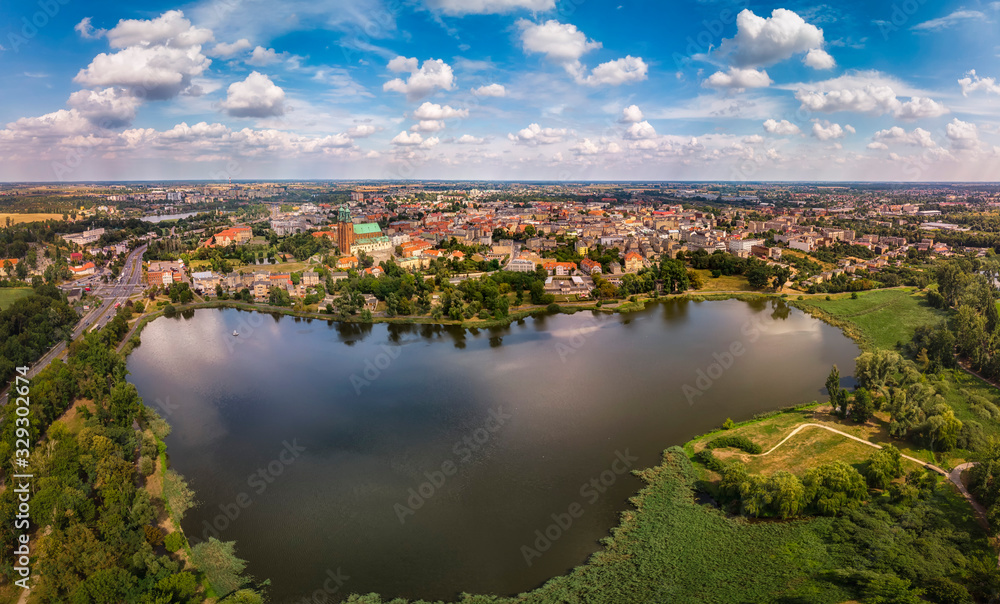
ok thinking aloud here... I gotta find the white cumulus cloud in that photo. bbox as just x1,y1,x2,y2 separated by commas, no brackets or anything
577,56,648,86
803,48,836,69
704,67,773,90
67,87,141,127
220,71,286,117
621,105,644,123
812,121,853,140
959,70,1000,96
872,126,936,148
763,119,801,135
413,102,469,120
508,123,569,144
624,121,657,140
717,9,826,67
517,19,601,64
383,57,455,101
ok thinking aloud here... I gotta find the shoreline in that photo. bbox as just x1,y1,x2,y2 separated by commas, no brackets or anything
115,292,863,603
114,285,992,604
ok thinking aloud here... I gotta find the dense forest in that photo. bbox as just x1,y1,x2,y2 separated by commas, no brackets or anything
0,283,77,385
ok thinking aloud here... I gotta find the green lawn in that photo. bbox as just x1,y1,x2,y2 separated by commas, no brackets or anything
794,288,948,350
692,269,756,292
0,287,32,310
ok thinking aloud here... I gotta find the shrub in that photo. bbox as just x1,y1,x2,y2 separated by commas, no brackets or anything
706,434,762,454
139,456,155,476
695,450,726,473
924,577,973,604
164,531,186,553
547,303,560,313
722,418,735,430
144,525,164,547
967,392,1000,421
163,304,176,318
863,444,904,489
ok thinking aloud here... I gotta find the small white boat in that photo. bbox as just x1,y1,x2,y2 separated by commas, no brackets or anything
232,330,239,337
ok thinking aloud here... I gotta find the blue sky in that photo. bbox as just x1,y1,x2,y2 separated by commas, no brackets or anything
0,0,998,181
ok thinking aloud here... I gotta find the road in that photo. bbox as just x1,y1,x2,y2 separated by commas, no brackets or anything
0,244,147,407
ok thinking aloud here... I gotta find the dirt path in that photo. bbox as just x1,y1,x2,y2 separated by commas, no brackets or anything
758,423,988,530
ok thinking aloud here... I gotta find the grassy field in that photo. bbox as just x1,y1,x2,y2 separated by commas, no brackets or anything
235,260,316,274
0,212,65,225
691,269,755,292
0,287,32,309
793,287,947,350
687,406,931,480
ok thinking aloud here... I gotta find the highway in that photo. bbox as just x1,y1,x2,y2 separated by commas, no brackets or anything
0,244,147,408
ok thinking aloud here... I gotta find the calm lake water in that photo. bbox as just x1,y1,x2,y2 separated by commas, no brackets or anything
140,211,200,223
126,299,859,603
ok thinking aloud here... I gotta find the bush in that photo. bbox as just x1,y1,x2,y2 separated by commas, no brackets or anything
144,525,164,547
139,456,155,476
924,577,973,604
851,292,859,300
164,531,186,553
825,295,832,301
547,303,560,313
695,450,726,473
722,418,735,430
706,434,762,454
863,444,904,489
163,304,176,318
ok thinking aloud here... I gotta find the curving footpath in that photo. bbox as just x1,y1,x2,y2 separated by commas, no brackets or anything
755,423,988,531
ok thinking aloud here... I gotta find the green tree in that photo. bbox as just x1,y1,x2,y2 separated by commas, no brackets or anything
826,365,841,413
921,406,962,452
854,350,902,393
863,445,904,489
190,538,251,598
802,461,867,515
767,471,806,519
851,388,876,424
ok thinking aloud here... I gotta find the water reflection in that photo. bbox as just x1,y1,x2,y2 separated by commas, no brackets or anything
126,300,859,604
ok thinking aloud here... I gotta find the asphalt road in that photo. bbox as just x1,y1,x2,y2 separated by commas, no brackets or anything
0,244,147,407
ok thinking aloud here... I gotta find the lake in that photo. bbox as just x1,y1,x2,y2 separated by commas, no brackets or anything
125,299,859,603
140,211,200,223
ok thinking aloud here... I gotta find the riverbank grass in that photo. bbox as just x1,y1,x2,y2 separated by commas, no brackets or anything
793,287,947,350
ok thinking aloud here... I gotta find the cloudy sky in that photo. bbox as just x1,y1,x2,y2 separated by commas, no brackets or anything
1,0,998,182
